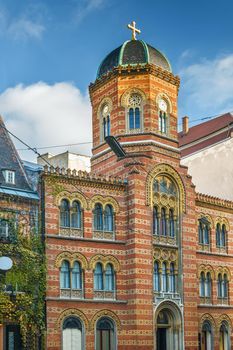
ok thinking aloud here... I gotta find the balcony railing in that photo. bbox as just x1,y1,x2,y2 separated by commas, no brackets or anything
59,227,83,238
60,288,83,299
93,230,115,240
94,290,115,300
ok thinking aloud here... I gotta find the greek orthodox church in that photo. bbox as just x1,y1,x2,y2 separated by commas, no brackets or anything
43,22,233,350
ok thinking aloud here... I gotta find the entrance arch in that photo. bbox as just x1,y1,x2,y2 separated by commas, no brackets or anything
155,301,183,350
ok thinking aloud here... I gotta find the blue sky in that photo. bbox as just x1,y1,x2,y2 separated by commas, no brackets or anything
0,0,233,160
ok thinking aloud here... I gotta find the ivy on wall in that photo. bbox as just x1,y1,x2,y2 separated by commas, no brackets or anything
0,228,46,349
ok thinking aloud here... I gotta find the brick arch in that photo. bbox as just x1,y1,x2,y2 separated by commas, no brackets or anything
97,97,113,119
89,254,120,272
156,92,173,113
55,190,88,209
197,212,214,229
217,314,232,330
199,313,216,332
90,309,121,331
198,264,215,279
55,251,88,270
215,266,231,281
56,308,89,330
146,163,186,213
215,217,230,231
89,195,119,213
120,87,147,108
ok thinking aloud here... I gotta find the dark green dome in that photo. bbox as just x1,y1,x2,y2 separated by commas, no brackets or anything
97,40,172,79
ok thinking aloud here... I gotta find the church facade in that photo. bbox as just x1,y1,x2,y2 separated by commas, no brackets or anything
43,23,233,350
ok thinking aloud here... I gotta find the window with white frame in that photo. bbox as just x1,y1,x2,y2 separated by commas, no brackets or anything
3,170,15,184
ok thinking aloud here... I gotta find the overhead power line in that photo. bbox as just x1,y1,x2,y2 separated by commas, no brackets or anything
17,141,93,151
0,123,52,167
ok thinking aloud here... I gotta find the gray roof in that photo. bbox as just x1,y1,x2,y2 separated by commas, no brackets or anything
0,116,33,192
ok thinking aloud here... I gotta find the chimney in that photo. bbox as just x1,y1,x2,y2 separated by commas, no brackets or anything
182,116,189,134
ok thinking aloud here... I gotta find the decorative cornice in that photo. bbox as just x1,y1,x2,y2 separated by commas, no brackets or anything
89,64,180,93
42,166,127,189
196,192,233,210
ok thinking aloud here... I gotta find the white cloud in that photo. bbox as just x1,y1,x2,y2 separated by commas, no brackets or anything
73,0,106,24
8,18,45,40
0,82,92,162
0,4,45,40
179,54,233,119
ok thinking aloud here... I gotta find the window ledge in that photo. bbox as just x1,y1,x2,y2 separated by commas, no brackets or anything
47,296,127,304
59,228,83,238
46,234,126,244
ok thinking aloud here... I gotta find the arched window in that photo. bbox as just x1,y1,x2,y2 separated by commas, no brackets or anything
94,263,103,291
60,261,71,289
158,99,168,134
128,93,142,131
160,208,167,236
101,104,111,141
60,199,70,227
72,261,82,290
223,274,228,298
198,218,210,245
62,317,83,350
199,272,205,297
201,321,212,350
153,207,159,235
169,263,176,293
220,322,229,350
153,261,160,292
104,205,114,232
96,318,115,350
205,272,211,298
161,262,167,292
217,273,223,298
169,209,175,237
221,224,226,247
216,223,221,246
152,176,177,240
105,264,114,291
71,201,82,229
94,204,103,231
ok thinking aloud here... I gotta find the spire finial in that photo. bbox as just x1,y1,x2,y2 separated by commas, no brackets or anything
127,21,141,40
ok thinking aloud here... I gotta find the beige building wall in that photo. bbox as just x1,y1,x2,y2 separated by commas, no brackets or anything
181,137,233,200
37,151,90,172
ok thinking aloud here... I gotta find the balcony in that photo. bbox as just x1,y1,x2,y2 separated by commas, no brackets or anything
154,291,181,305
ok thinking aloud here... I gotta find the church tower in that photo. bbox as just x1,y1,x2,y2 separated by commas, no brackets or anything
90,21,180,176
89,23,198,350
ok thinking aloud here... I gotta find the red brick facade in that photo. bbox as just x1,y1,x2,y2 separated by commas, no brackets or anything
43,50,233,350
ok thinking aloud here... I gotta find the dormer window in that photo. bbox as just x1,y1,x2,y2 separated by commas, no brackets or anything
3,170,15,184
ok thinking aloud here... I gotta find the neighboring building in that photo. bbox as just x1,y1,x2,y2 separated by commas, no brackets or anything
0,116,43,349
42,23,233,350
179,113,233,200
37,151,91,172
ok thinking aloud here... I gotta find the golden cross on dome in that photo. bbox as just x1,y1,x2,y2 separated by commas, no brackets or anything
127,21,141,40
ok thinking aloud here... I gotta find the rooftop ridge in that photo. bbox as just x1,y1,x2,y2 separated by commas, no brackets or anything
43,165,127,186
196,192,233,209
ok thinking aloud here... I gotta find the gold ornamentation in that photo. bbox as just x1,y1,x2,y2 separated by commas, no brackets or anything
55,252,88,269
215,217,230,231
56,308,89,330
127,21,141,40
89,254,120,272
120,88,146,108
215,266,231,280
89,195,119,213
90,309,121,331
55,190,88,209
199,313,216,332
198,264,215,279
146,164,186,213
153,248,178,268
